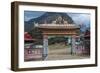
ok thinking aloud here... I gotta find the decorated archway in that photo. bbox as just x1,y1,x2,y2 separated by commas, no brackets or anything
35,23,80,60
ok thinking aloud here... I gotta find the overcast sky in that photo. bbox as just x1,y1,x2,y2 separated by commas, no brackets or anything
24,11,45,21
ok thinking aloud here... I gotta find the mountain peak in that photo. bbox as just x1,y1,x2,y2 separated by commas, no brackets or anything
25,12,74,32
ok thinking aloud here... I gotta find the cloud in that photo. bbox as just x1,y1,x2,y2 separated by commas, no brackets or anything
68,13,90,27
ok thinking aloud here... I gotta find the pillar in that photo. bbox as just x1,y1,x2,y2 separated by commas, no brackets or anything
43,35,48,60
68,36,71,45
71,35,76,55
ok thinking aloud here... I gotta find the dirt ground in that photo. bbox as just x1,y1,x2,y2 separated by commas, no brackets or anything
45,44,90,60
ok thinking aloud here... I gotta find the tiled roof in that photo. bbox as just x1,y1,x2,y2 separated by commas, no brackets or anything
24,32,36,41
